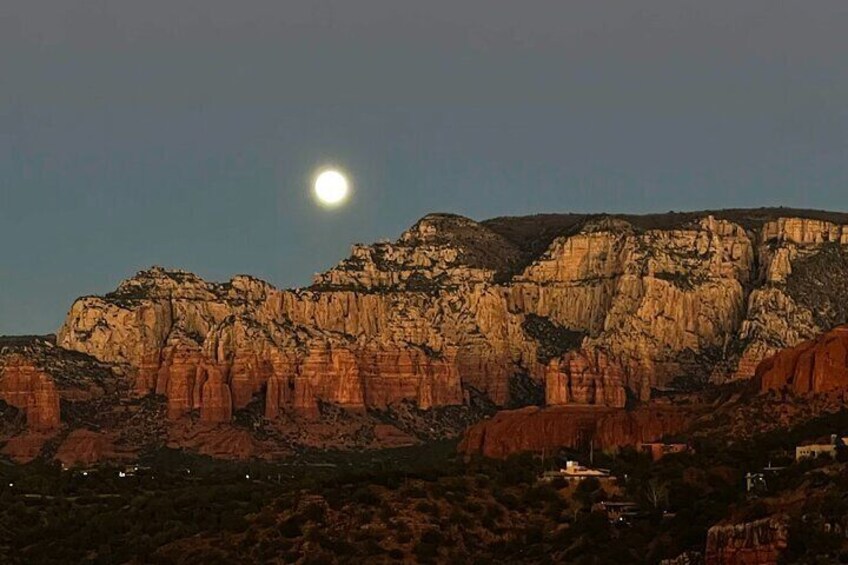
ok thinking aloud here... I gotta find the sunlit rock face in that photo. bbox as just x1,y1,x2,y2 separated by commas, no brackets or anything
56,210,848,420
545,349,628,408
457,405,693,459
757,325,848,395
734,217,848,379
0,356,60,431
508,216,755,389
0,336,119,438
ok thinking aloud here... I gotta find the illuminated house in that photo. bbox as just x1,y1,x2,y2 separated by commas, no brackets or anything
795,434,848,461
539,460,611,483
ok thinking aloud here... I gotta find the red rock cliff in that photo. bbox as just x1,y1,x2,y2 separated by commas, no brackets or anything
545,349,629,408
54,212,848,421
457,405,692,459
757,325,848,395
0,354,60,431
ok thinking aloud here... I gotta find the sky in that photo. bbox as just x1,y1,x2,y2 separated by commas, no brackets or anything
1,1,847,334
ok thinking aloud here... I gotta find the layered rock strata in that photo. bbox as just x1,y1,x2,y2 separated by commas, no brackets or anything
0,354,60,431
545,349,628,408
55,210,848,424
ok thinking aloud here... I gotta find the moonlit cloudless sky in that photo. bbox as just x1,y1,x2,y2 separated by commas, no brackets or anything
2,1,847,334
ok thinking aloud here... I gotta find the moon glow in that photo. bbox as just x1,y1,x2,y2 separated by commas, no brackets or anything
314,170,350,206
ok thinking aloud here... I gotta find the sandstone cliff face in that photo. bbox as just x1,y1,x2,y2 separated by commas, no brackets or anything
0,354,60,431
734,218,848,379
0,336,141,462
57,215,541,421
545,349,628,408
704,516,788,565
757,325,848,395
55,210,848,425
510,216,754,389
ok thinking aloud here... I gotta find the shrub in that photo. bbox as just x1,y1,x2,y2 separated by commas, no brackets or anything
279,517,304,539
420,529,444,545
351,487,380,507
414,541,439,561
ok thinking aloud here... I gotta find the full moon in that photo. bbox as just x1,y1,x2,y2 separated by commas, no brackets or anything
313,170,349,206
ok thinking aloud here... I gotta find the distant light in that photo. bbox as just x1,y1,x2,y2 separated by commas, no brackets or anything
82,471,88,477
118,472,126,478
8,482,13,488
245,474,250,480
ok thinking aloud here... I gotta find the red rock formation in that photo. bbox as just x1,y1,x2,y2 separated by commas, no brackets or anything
0,355,60,431
545,350,628,408
161,348,203,420
151,341,454,423
52,212,848,425
705,516,788,565
55,430,126,468
229,351,273,409
457,405,692,459
359,347,463,410
757,326,848,394
264,373,291,419
26,374,61,431
199,366,233,423
296,345,364,410
149,347,237,422
1,433,51,463
168,424,263,460
136,350,163,394
372,424,416,448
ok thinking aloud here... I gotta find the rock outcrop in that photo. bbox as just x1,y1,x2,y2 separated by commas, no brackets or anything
757,325,848,395
705,516,789,565
0,354,60,431
457,405,693,459
734,218,848,379
53,209,848,429
54,429,128,468
1,432,52,464
545,349,629,408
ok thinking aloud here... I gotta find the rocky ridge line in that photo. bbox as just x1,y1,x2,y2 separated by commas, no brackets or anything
47,209,848,435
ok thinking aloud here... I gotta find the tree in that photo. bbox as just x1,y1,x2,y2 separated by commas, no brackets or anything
643,478,669,511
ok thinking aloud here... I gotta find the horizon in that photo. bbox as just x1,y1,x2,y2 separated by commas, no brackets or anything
5,203,848,337
3,1,847,334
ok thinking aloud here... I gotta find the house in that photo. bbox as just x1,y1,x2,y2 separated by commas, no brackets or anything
638,442,691,461
562,460,611,480
795,434,847,462
539,460,611,483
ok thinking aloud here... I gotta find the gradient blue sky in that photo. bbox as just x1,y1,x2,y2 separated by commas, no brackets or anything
2,1,847,334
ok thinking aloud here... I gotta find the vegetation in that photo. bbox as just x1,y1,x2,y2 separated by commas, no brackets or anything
484,208,848,257
786,243,848,330
521,313,585,363
3,406,848,563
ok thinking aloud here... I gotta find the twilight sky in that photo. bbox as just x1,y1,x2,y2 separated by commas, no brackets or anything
2,1,847,334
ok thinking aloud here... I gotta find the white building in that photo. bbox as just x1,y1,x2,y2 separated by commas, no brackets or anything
539,460,611,483
795,434,847,462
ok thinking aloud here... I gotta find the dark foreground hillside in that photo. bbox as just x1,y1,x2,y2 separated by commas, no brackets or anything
3,409,848,564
